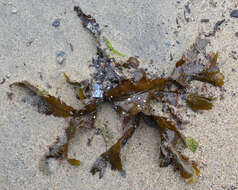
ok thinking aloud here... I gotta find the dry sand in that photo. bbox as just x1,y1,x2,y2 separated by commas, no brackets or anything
0,0,237,189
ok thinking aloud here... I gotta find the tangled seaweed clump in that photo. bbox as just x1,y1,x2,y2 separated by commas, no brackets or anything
9,6,225,183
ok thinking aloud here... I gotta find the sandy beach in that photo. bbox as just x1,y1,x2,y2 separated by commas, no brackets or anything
0,0,237,189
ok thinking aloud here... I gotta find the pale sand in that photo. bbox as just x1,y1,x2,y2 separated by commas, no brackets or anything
0,0,237,189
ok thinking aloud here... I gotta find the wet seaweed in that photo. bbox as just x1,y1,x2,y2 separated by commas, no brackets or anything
9,6,225,183
91,126,136,178
191,52,224,87
159,134,200,183
186,93,214,111
170,39,224,87
10,81,76,117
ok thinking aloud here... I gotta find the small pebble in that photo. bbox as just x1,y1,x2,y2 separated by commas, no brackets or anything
6,74,11,79
230,10,238,18
56,51,66,64
120,170,126,177
26,40,34,47
235,32,238,37
11,9,17,14
52,19,61,27
165,40,170,47
170,53,173,61
0,78,6,84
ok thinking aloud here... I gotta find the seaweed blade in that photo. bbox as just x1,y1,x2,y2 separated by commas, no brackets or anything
10,81,76,117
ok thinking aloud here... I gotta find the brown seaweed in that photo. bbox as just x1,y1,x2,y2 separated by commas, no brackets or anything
64,73,91,101
122,57,140,69
106,69,166,98
192,53,224,87
186,93,214,111
170,38,224,88
140,114,199,181
91,122,137,178
9,6,226,183
156,116,186,144
160,134,200,183
112,91,153,116
40,102,98,174
154,116,199,182
10,81,76,117
171,53,224,88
